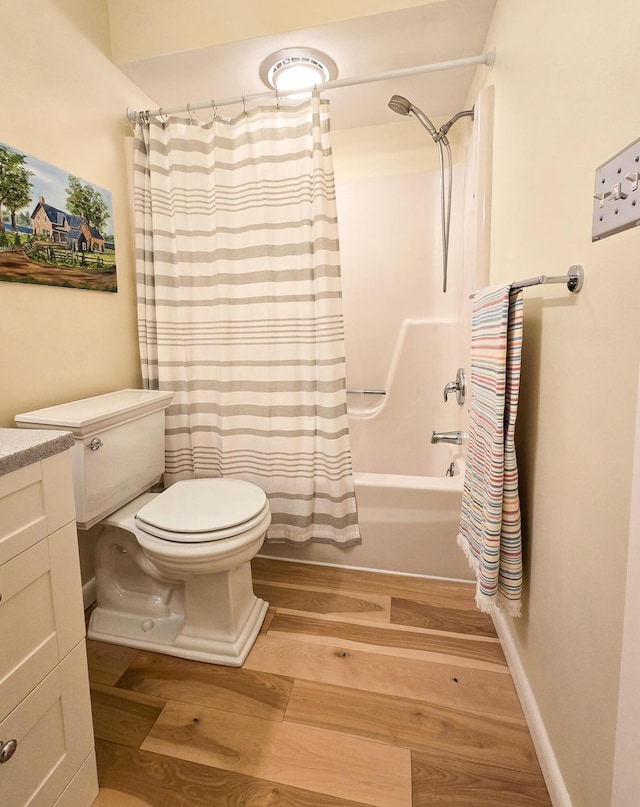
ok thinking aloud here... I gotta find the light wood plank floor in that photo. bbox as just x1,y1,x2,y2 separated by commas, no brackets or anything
88,558,551,806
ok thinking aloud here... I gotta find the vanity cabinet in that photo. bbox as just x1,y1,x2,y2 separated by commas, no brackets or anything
0,434,98,807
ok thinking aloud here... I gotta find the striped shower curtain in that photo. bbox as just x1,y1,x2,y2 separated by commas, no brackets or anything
132,95,360,546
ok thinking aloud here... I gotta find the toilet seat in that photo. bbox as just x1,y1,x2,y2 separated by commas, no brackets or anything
134,478,269,543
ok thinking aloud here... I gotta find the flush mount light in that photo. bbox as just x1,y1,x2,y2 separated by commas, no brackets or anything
259,47,338,96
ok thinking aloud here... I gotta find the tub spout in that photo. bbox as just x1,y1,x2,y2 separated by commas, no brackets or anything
431,430,467,445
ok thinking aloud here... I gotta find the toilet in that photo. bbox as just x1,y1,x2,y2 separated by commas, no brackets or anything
15,389,270,666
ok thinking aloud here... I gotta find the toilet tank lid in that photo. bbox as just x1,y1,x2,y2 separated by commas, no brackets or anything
15,389,174,437
136,478,268,534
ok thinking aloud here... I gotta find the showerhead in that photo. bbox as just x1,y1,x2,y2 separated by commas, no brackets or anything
388,94,412,116
388,94,438,140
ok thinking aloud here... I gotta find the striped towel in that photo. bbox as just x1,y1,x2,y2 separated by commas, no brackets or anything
458,284,524,616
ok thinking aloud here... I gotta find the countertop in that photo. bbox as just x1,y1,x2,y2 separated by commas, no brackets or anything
0,428,75,477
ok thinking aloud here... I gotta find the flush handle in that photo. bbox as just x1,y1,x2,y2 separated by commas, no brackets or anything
88,437,103,451
0,738,17,763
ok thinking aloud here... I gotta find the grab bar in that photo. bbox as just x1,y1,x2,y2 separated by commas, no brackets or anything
346,389,386,395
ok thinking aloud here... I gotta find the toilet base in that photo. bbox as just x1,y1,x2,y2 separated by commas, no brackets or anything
87,595,268,667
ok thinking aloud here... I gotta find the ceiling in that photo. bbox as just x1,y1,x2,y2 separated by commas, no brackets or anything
117,0,496,130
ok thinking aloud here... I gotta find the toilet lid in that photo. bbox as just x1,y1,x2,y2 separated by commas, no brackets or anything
134,478,268,541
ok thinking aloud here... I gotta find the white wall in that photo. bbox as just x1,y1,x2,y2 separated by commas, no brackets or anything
473,2,640,805
331,120,469,393
337,169,455,391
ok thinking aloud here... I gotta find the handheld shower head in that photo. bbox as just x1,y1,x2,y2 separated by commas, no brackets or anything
388,94,438,139
388,94,412,116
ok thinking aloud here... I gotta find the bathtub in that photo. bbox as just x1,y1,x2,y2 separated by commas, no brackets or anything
259,459,470,579
259,319,473,580
350,461,470,578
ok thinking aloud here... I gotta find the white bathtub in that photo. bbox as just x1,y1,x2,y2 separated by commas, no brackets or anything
260,319,473,580
350,462,471,578
259,461,470,579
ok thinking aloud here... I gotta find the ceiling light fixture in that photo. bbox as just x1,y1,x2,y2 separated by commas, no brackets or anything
259,47,338,98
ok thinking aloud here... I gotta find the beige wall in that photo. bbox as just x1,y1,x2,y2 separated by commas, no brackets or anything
612,362,640,804
107,0,437,63
473,2,640,805
0,0,155,427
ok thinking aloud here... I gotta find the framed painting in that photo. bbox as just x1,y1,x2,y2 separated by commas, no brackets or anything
0,141,117,292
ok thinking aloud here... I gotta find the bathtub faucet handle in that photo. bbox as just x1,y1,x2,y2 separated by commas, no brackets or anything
443,368,466,405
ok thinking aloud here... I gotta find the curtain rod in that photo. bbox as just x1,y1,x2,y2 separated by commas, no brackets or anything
126,50,495,124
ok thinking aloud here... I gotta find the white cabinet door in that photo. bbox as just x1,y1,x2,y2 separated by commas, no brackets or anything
0,539,58,718
0,521,86,720
0,641,95,807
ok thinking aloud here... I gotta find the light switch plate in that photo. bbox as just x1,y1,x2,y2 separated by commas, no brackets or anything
592,136,640,241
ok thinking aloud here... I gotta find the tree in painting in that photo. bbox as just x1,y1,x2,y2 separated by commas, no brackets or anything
66,175,110,234
0,145,33,232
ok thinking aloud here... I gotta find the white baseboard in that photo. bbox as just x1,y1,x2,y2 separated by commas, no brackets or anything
82,577,96,611
492,610,572,807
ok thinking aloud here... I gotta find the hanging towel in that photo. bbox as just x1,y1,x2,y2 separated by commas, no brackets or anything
458,284,524,616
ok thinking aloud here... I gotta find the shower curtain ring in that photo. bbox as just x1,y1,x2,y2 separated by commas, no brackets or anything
211,99,218,120
187,103,194,123
275,89,281,111
242,94,247,116
159,108,168,125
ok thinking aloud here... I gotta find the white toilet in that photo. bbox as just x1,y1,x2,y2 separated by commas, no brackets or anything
15,389,270,666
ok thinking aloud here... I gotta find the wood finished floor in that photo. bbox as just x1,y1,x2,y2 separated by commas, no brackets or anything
88,558,551,806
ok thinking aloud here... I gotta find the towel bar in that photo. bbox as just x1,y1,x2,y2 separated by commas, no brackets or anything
512,265,584,293
470,265,584,297
346,389,386,395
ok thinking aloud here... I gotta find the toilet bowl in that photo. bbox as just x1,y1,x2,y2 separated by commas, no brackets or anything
15,389,270,667
89,478,271,666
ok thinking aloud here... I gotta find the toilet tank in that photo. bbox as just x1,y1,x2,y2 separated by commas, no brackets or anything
15,389,174,529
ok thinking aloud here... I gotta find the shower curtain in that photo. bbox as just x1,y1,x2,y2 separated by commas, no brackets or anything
132,95,360,547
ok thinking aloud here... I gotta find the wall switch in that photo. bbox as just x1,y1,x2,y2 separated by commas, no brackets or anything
592,136,640,241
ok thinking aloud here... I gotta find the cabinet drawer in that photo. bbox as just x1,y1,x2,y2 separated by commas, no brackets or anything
0,452,76,567
0,463,47,565
0,641,95,807
0,523,85,719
